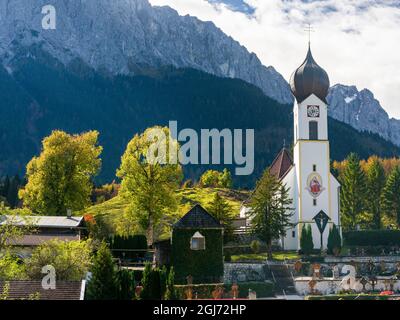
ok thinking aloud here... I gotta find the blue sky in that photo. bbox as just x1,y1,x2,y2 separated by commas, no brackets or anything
151,0,400,118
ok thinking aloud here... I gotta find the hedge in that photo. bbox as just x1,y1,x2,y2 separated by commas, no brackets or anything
109,235,147,250
175,281,274,299
343,230,400,247
171,228,223,284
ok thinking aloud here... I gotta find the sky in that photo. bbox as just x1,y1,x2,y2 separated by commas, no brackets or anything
149,0,400,118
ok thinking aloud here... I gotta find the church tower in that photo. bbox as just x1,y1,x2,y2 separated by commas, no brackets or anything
280,44,341,250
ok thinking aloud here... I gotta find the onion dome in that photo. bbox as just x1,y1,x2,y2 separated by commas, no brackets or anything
290,45,330,103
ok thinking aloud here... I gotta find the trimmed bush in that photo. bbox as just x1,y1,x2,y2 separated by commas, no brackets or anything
343,230,400,247
300,224,314,255
327,224,342,255
109,235,147,250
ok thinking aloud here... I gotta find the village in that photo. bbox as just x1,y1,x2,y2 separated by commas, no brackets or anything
2,43,400,301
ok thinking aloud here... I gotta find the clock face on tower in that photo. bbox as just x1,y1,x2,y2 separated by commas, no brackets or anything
307,105,320,118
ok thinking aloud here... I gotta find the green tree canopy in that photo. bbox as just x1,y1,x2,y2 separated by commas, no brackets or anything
327,224,342,255
340,153,367,231
19,130,102,215
300,224,314,255
199,169,233,188
382,166,400,226
25,239,92,281
249,169,293,259
365,156,386,229
117,126,183,246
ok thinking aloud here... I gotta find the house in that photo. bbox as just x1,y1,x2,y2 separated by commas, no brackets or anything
171,204,224,284
0,215,86,256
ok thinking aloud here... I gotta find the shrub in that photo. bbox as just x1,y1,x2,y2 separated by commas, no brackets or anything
327,224,342,255
300,224,314,255
343,230,400,246
165,267,178,300
117,269,136,300
140,263,169,300
250,240,260,254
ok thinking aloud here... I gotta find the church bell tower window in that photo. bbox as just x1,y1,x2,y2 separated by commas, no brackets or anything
309,121,318,140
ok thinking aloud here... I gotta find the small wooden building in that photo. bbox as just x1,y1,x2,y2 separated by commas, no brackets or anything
171,204,224,284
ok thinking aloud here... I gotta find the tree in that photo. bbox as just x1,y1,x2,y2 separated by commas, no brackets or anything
117,126,183,246
0,253,27,280
165,267,178,300
117,269,136,300
300,224,314,255
140,263,164,300
382,166,400,226
19,130,102,215
206,192,234,237
199,170,220,188
199,169,233,188
218,169,233,189
26,240,92,281
327,224,342,256
86,242,119,300
340,153,367,230
365,157,386,229
249,169,293,260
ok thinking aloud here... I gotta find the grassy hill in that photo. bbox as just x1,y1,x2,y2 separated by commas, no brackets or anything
82,187,250,237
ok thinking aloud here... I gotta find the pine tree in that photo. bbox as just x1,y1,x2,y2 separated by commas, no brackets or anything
165,267,178,300
327,224,342,255
382,166,400,226
86,242,119,300
249,169,294,260
300,224,314,255
365,157,386,229
340,153,367,230
207,193,233,241
117,269,135,300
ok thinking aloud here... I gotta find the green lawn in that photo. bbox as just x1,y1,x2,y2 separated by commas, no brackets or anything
231,251,300,262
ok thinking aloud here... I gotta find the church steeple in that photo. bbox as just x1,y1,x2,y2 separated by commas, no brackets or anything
289,44,330,104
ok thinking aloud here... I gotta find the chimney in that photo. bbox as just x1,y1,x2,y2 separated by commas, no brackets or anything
67,209,72,218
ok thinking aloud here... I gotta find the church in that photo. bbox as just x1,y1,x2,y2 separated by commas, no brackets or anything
274,44,341,250
240,44,341,251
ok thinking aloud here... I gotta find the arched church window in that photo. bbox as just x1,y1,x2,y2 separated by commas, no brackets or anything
190,231,205,250
309,121,318,140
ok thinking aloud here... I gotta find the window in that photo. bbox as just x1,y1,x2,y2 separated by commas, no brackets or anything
292,231,296,238
309,121,318,140
190,232,205,250
313,199,317,206
313,165,317,172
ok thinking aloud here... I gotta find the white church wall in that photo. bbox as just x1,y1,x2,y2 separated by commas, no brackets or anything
281,167,299,250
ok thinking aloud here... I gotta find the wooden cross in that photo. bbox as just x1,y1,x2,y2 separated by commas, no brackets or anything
304,23,315,45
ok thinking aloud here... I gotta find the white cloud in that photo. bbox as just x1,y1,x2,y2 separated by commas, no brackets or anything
150,0,400,118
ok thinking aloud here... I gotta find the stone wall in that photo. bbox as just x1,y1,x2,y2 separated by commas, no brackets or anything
224,263,266,283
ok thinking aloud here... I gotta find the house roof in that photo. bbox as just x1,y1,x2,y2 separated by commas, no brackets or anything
174,204,223,229
8,234,81,247
269,148,293,180
0,280,85,300
0,215,84,229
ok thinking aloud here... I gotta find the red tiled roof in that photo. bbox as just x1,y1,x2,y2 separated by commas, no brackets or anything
269,148,293,180
0,281,85,300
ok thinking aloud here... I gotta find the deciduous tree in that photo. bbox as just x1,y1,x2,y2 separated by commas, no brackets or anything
19,130,102,215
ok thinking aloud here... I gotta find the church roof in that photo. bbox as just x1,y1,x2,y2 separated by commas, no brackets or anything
289,45,330,104
174,204,223,229
269,148,293,180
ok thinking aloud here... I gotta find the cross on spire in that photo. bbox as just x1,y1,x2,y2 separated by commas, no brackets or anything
304,23,315,46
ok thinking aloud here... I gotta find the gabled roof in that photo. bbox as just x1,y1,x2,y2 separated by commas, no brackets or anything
269,148,293,180
0,280,85,300
174,204,223,229
0,215,84,228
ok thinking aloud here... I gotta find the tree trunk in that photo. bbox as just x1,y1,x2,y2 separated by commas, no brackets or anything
267,241,273,260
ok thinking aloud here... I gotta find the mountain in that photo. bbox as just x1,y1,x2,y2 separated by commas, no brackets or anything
0,0,291,105
327,84,400,147
0,46,398,188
